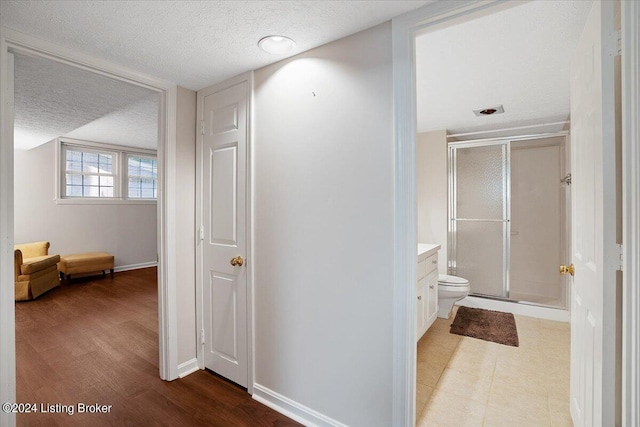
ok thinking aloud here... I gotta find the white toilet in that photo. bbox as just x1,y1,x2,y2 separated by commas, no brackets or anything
437,274,470,319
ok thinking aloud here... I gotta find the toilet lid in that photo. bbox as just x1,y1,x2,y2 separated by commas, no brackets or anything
438,274,469,286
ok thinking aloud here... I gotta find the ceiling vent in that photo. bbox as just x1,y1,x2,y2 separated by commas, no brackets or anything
473,104,505,117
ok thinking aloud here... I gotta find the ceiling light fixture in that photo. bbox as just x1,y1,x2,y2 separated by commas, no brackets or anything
258,35,296,55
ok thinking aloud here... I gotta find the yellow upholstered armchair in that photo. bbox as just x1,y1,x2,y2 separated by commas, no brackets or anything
14,241,61,301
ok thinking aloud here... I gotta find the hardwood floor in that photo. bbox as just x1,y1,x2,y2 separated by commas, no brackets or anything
15,268,299,427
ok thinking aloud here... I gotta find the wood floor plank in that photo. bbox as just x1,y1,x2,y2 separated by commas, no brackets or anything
15,267,300,426
15,341,65,394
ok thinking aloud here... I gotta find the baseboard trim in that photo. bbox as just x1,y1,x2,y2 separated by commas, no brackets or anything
114,261,158,273
177,359,199,378
252,383,348,427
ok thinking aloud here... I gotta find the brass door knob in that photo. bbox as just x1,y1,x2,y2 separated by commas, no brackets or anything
560,264,575,276
230,256,244,267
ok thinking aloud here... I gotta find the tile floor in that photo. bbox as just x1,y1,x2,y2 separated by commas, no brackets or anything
416,306,572,427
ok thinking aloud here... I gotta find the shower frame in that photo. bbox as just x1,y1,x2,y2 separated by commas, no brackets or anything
447,131,569,306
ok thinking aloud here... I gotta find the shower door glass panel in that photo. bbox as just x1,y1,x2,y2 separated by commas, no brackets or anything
450,143,508,298
510,138,566,307
455,221,505,297
456,145,505,219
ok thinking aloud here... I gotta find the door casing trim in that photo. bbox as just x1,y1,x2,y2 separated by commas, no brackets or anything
622,0,640,424
390,3,502,424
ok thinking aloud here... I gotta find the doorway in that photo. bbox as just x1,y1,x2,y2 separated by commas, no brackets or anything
11,48,162,409
0,30,178,426
389,1,621,426
391,0,639,425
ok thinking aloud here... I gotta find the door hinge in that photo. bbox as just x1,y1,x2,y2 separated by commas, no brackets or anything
200,120,205,135
617,243,624,271
200,329,205,346
616,29,622,56
198,225,204,242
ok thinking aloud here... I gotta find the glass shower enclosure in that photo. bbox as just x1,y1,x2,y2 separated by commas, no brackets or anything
448,135,568,308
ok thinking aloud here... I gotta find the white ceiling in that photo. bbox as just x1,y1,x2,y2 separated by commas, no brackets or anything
415,0,593,137
13,54,159,150
3,0,431,151
7,1,591,149
1,0,430,91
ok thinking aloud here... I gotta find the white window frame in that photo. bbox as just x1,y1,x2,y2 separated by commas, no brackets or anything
61,143,119,199
125,153,158,200
56,137,157,204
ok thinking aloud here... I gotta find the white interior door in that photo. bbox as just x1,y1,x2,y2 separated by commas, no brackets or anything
569,1,618,425
200,81,248,387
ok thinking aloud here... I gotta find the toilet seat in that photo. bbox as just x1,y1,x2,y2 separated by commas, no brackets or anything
438,274,469,287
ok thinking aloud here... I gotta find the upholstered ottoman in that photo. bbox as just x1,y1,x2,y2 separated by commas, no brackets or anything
58,252,114,281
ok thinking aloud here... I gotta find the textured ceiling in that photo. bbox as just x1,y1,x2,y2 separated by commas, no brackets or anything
14,54,158,150
415,0,593,137
1,0,430,91
4,0,430,151
8,1,589,148
64,95,159,150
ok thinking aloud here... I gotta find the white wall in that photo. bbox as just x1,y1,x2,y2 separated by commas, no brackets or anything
14,141,156,268
253,22,394,426
416,130,448,273
174,86,197,368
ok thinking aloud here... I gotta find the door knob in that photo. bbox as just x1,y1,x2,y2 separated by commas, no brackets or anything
560,264,574,276
230,256,244,267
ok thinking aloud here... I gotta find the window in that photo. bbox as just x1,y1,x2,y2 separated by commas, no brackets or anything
59,139,157,203
64,148,116,198
127,155,158,199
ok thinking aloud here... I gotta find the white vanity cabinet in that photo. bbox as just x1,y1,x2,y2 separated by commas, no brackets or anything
417,244,440,341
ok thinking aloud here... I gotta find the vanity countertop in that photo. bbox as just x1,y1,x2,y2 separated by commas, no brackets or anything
417,243,441,260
